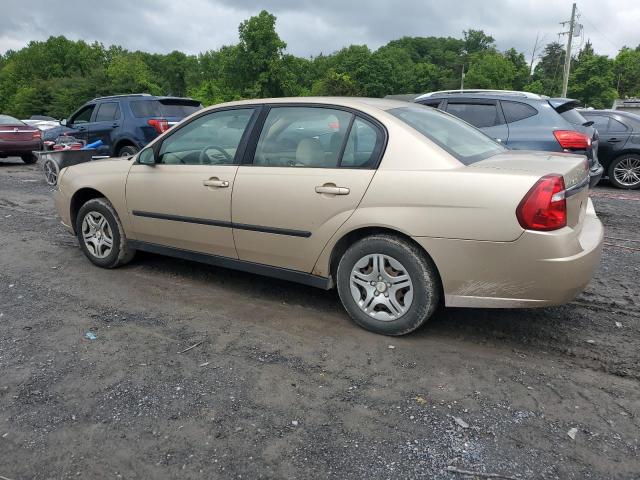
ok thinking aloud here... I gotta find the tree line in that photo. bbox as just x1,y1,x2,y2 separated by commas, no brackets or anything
1,10,639,120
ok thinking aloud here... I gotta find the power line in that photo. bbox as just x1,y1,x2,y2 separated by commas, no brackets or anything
577,8,623,53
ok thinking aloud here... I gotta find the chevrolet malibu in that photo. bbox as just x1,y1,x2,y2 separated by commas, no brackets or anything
53,98,603,335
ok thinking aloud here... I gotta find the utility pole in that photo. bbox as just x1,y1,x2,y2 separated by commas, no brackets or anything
529,33,541,77
460,64,465,90
560,3,577,97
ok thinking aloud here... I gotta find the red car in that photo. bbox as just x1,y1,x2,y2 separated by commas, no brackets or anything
0,115,42,163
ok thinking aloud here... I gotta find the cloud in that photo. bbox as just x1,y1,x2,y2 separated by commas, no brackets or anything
1,0,638,60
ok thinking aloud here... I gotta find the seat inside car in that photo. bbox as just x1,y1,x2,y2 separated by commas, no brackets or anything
295,137,326,167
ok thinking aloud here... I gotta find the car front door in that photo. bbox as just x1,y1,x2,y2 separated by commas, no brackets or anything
125,107,258,258
444,99,509,143
88,101,121,155
231,106,384,273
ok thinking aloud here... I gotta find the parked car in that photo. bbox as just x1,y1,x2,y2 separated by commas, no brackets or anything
612,98,640,115
43,94,202,157
410,90,604,187
579,109,640,189
0,114,42,163
22,115,61,132
53,98,603,336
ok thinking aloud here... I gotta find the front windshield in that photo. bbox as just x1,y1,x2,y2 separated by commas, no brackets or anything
388,105,505,165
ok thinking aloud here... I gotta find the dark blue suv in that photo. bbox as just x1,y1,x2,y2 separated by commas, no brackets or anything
411,90,604,187
44,94,202,157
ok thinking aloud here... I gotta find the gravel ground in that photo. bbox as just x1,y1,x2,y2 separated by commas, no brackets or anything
0,158,639,480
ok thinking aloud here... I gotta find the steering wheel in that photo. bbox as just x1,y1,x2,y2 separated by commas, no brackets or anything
199,145,233,165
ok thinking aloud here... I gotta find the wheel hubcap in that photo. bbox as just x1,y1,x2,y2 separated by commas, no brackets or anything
613,157,640,187
81,212,114,259
349,254,414,321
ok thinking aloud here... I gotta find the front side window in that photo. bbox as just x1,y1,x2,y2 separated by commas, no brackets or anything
71,105,95,124
95,102,121,122
253,107,353,168
445,102,503,128
389,105,506,165
158,108,254,165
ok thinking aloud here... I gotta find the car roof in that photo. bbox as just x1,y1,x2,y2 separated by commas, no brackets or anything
200,97,411,113
415,89,550,102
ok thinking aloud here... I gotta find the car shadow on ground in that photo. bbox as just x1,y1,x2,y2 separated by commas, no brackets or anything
130,250,579,350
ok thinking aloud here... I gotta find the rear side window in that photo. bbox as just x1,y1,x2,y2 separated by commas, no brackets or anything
389,105,505,165
501,101,538,123
418,99,443,109
445,102,503,128
94,102,121,122
253,107,353,168
608,118,629,132
131,100,201,118
341,118,382,168
584,115,609,131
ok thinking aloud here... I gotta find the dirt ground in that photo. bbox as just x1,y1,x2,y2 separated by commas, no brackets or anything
0,158,638,480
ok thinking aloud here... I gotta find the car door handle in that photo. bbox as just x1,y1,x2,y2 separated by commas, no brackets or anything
112,123,120,128
77,126,87,131
315,185,350,195
203,178,229,188
607,138,622,143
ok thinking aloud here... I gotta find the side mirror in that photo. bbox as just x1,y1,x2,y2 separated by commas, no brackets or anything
60,119,67,126
138,147,156,165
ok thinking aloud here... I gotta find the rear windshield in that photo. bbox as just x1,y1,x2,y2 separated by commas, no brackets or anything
559,107,588,126
388,105,505,165
0,115,23,125
130,100,202,118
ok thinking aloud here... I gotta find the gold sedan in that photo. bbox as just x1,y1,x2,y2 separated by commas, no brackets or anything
53,97,603,335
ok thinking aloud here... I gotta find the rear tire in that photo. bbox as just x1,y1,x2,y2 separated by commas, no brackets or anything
608,154,640,189
21,153,38,164
117,145,139,158
336,234,440,336
76,198,135,268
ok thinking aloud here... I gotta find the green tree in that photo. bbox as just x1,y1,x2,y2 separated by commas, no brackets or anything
614,47,640,98
465,52,516,89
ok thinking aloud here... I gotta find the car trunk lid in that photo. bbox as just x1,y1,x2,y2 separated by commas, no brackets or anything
0,124,37,142
470,150,590,229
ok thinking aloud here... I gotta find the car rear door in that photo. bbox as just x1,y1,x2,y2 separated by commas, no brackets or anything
125,107,258,258
443,99,509,143
597,115,633,164
231,105,385,273
88,101,121,155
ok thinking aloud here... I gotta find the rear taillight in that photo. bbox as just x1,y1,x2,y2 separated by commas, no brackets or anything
32,130,41,140
516,174,567,231
147,118,169,134
553,130,591,150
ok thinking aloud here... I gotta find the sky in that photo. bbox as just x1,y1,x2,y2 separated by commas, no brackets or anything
1,0,638,60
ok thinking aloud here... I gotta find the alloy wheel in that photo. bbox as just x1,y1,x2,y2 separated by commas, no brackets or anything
349,253,414,321
613,157,640,187
43,159,58,186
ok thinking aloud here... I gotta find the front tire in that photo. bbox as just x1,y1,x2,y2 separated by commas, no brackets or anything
117,145,139,158
608,154,640,189
76,198,135,268
336,235,440,336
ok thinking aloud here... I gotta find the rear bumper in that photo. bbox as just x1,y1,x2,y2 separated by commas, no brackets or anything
0,140,42,156
589,163,604,187
413,200,604,308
